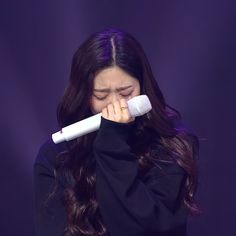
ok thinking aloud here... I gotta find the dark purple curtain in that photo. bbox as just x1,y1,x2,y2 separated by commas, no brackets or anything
1,0,235,235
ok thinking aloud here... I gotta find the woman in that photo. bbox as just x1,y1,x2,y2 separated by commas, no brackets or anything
34,28,200,236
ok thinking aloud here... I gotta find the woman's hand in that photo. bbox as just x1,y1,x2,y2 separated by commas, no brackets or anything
101,99,135,123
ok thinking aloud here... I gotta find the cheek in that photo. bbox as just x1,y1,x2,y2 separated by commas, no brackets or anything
90,98,105,114
132,86,141,97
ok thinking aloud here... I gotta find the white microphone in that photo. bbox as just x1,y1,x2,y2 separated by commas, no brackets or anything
52,95,152,144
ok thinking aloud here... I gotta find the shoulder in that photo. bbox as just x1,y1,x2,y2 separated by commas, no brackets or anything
34,138,68,170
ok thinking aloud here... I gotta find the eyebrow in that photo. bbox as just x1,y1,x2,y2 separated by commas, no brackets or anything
93,85,133,93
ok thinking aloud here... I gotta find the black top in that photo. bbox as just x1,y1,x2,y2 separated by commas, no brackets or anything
34,117,188,236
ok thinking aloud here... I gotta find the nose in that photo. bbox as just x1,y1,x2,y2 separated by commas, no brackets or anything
109,92,122,104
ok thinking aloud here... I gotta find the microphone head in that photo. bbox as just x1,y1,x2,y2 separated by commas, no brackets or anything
127,95,152,117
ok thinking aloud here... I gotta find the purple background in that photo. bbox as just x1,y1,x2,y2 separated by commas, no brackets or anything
1,0,235,235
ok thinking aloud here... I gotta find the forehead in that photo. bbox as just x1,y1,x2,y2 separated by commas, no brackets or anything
93,66,138,88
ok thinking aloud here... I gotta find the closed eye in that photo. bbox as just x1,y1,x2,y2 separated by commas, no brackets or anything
121,92,132,97
93,95,108,100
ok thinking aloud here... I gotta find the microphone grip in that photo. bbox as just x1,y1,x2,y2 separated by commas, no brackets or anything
52,113,102,144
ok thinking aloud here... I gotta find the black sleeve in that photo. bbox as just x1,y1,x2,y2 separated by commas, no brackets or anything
93,117,188,236
33,140,67,236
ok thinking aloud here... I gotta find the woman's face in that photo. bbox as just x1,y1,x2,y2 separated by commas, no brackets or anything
90,66,141,114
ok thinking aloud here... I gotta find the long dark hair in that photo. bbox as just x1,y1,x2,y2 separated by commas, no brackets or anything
53,28,200,236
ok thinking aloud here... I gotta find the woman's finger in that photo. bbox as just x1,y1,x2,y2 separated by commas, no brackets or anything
107,103,115,121
113,100,122,122
102,107,108,119
120,99,134,123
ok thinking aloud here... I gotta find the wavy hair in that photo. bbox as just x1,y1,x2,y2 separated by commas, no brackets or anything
52,28,200,236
